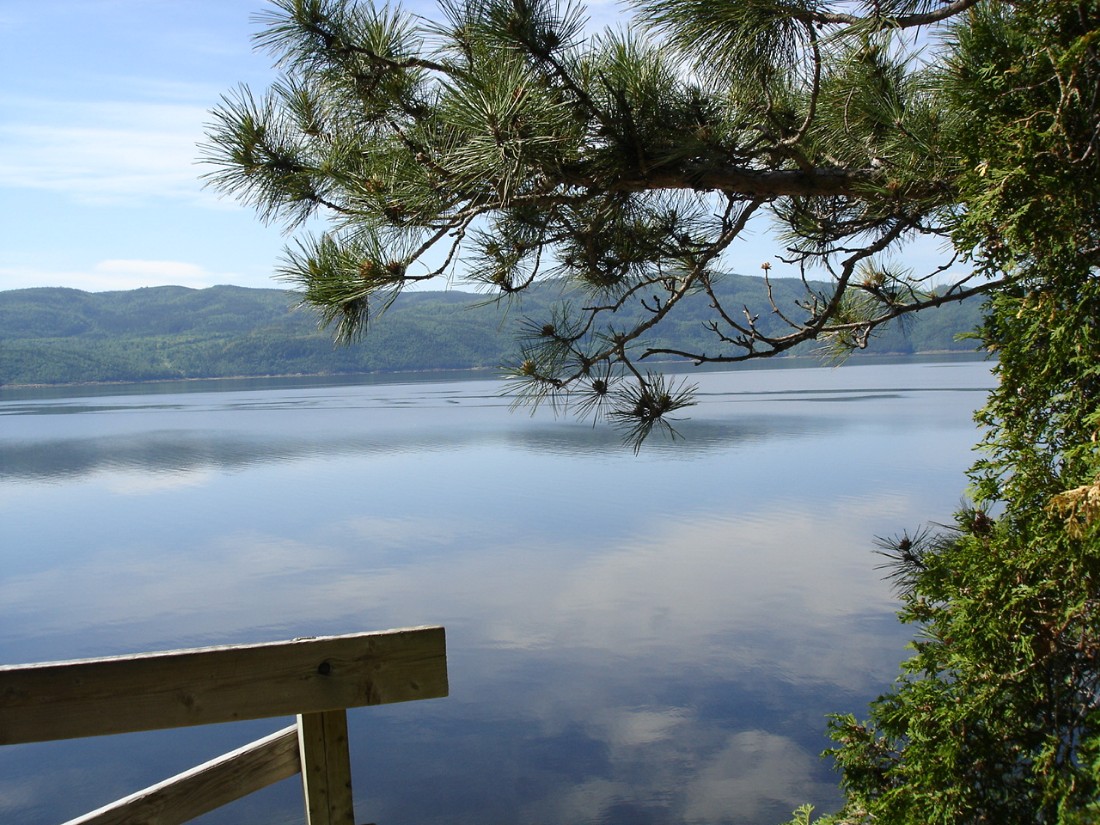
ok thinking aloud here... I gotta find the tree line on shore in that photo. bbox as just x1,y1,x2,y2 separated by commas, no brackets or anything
0,277,982,386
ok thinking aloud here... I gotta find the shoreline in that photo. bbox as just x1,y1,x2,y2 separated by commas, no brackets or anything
0,351,987,392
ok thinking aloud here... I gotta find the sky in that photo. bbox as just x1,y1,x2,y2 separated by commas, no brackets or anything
0,0,953,295
0,0,630,294
0,2,302,292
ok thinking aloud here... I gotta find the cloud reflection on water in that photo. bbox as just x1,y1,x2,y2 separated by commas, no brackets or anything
0,362,992,824
0,495,914,822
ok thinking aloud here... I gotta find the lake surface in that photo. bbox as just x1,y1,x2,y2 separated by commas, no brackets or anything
0,356,994,825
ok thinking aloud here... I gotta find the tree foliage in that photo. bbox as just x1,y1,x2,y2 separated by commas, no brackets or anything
791,3,1100,823
202,0,1000,446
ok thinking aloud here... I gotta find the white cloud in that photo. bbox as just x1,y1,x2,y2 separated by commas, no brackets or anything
0,259,240,292
94,259,208,282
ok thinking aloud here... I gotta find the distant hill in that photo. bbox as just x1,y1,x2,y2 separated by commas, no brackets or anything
0,277,983,386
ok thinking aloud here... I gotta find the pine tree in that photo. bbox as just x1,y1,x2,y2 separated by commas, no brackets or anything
205,2,1100,819
202,0,999,446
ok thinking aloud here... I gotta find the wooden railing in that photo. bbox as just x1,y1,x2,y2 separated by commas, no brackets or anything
0,627,448,825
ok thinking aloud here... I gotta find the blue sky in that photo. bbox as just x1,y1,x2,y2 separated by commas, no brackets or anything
0,0,952,295
0,2,300,291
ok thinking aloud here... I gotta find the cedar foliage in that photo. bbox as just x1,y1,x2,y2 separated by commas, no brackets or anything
793,3,1100,823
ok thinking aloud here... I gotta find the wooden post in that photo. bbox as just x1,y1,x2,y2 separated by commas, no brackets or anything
298,710,356,825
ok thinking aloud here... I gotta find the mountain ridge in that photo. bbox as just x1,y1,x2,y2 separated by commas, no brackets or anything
0,278,984,386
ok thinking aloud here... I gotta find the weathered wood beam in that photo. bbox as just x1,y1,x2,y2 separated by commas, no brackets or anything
0,627,448,745
298,710,356,825
61,725,301,825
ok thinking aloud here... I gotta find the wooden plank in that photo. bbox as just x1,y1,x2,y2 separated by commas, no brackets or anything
62,724,301,825
298,711,356,825
0,626,447,745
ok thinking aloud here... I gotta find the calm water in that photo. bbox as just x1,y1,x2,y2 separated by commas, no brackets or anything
0,357,993,825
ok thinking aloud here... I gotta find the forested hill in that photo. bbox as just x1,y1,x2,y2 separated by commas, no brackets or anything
0,277,984,386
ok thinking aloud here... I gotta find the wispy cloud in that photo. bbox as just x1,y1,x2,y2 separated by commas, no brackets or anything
0,95,223,207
